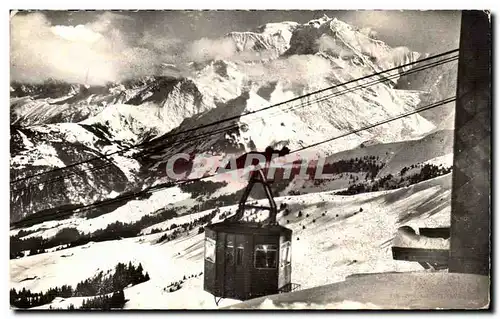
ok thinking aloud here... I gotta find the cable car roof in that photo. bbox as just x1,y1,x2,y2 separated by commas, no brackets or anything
205,221,291,235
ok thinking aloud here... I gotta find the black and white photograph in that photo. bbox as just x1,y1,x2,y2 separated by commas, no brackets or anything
8,8,491,310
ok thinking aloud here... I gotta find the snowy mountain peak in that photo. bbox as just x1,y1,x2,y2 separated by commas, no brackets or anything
10,14,454,221
225,21,300,58
282,15,420,83
306,15,332,28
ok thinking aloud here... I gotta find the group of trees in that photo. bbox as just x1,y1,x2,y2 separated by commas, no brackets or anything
10,207,178,259
336,164,452,195
10,285,73,309
399,164,418,176
192,190,245,214
179,180,228,198
156,209,218,244
74,262,149,297
10,262,149,309
320,156,384,180
80,290,126,310
164,272,203,293
271,156,385,196
273,156,384,184
10,195,227,259
407,164,452,185
10,227,83,259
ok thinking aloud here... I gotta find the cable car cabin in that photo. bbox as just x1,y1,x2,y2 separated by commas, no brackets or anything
203,169,293,301
204,222,292,300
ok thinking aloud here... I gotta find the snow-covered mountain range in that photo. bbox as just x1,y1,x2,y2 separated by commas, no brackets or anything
10,14,457,310
10,15,456,222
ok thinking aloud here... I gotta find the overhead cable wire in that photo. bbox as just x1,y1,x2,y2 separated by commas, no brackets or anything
10,48,459,184
11,96,455,227
11,54,458,191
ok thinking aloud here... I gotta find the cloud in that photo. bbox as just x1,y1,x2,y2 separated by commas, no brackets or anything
242,54,333,87
187,37,237,62
85,11,134,34
10,12,274,85
359,27,378,39
10,12,181,85
51,24,103,43
10,13,129,85
183,37,277,63
139,32,183,56
10,12,332,86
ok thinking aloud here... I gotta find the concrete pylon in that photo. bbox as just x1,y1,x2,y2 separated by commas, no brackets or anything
449,10,491,276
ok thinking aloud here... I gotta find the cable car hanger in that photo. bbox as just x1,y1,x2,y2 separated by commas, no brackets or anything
224,167,279,226
222,146,290,226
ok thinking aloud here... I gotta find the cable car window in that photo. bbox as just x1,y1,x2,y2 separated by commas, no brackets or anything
280,241,291,267
205,238,216,263
254,244,278,269
236,244,244,265
226,240,234,264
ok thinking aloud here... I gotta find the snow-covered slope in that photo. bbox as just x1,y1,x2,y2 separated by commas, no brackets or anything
10,124,140,222
322,129,454,177
10,174,452,309
11,186,194,239
11,82,116,127
396,53,458,128
11,76,214,131
274,128,453,195
10,16,456,290
227,272,489,309
375,129,453,177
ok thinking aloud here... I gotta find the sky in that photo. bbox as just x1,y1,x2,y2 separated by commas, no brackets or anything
10,10,461,85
